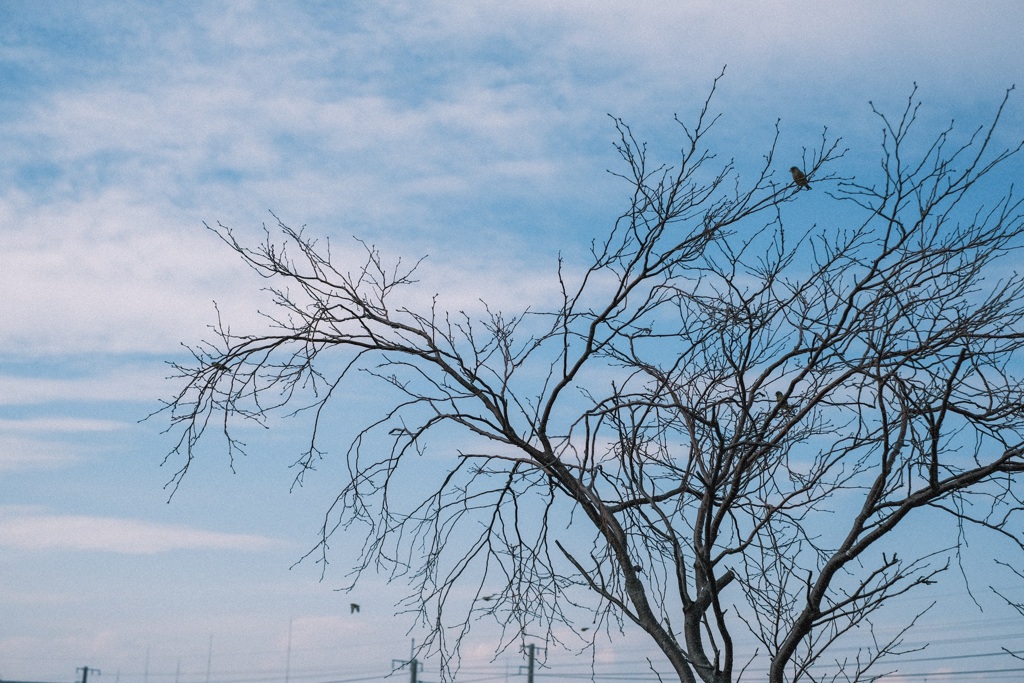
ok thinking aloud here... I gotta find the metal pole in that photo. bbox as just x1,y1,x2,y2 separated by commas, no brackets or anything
285,618,293,683
78,666,101,683
205,634,213,683
410,639,417,683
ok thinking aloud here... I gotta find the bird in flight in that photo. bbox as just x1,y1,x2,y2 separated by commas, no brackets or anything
350,603,360,614
790,166,811,190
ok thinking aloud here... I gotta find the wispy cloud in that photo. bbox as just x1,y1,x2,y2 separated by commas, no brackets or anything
9,2,1017,360
0,417,123,433
0,435,84,471
0,362,174,406
0,507,282,553
1,4,1022,681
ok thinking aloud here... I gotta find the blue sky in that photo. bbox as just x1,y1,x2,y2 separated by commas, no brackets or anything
3,2,1024,682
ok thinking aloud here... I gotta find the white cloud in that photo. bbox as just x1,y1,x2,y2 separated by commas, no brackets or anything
25,2,1015,362
0,187,272,355
0,417,123,432
1,5,1022,680
0,365,168,406
0,507,281,554
0,435,84,471
0,10,593,358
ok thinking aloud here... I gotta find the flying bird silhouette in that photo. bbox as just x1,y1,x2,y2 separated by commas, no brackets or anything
350,603,360,614
790,166,811,190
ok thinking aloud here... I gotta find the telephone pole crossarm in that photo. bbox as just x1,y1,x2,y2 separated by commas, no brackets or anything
77,667,101,683
391,655,418,683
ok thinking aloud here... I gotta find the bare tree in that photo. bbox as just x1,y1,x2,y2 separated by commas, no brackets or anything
160,78,1024,683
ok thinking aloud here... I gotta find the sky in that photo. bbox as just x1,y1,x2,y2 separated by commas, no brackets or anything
2,1,1024,682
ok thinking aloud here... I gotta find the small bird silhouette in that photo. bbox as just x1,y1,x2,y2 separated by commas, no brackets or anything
790,166,811,190
350,603,360,614
775,391,794,412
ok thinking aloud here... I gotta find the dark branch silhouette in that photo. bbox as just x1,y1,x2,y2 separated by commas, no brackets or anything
158,78,1024,683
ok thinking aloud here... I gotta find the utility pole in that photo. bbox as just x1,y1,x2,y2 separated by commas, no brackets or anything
284,617,293,683
205,634,213,683
392,639,418,683
519,644,535,683
78,666,101,683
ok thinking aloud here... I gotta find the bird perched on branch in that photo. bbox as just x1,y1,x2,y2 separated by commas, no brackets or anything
775,391,795,412
790,166,811,190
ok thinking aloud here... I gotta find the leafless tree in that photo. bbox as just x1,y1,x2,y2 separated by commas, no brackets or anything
160,78,1024,683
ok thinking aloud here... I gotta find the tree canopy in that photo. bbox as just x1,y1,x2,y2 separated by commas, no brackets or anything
161,80,1024,683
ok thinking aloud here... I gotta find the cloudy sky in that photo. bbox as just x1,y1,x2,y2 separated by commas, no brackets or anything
3,2,1024,682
